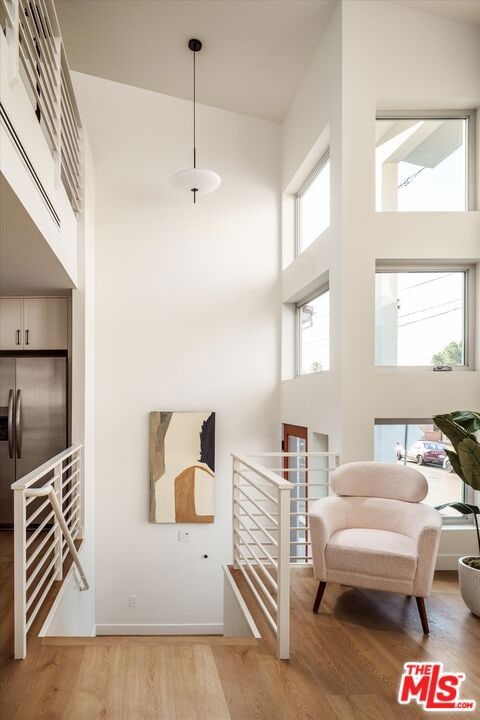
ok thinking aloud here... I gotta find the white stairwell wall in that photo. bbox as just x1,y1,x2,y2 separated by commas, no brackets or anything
72,71,281,634
42,139,96,637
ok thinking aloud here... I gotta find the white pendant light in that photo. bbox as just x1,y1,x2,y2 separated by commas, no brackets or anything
170,39,221,203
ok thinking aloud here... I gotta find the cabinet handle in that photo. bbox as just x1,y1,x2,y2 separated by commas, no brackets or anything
16,329,20,345
25,329,29,346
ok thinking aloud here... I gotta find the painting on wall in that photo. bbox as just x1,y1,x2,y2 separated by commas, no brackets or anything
149,411,215,523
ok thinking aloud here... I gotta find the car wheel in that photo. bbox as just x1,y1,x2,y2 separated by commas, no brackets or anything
444,458,452,473
416,454,424,465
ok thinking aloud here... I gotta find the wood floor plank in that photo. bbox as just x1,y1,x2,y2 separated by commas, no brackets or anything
118,644,177,720
212,645,287,720
1,530,479,720
170,644,231,720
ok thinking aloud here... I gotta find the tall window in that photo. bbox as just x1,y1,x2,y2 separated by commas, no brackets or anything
374,419,464,516
297,288,329,374
375,269,470,367
296,153,330,254
375,115,473,211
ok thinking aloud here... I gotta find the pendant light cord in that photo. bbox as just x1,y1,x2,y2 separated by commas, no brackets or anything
193,49,196,169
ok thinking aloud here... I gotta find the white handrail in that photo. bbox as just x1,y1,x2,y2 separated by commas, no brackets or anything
232,451,340,660
11,444,81,489
25,486,88,591
1,0,82,214
12,443,87,659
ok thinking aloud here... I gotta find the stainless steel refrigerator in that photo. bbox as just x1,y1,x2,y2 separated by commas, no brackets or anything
0,356,67,525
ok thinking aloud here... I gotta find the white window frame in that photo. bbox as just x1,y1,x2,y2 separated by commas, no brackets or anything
376,110,477,212
374,417,473,525
296,283,330,376
375,263,476,371
295,150,330,256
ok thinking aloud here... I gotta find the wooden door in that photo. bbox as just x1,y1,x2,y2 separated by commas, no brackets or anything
283,424,308,562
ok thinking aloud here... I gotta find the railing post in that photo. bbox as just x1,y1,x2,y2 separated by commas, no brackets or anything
277,485,291,660
78,446,85,540
13,488,26,660
53,462,63,581
232,458,240,569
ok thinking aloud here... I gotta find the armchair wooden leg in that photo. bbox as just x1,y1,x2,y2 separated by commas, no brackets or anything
415,597,430,635
313,581,327,614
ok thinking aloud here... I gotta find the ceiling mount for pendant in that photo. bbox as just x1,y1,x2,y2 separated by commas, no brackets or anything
188,38,202,53
170,38,221,204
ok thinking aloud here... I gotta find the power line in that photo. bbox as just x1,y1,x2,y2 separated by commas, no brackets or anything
398,297,462,320
398,306,462,328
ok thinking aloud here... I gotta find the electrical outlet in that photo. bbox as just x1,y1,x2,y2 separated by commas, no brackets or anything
128,595,137,608
178,530,190,542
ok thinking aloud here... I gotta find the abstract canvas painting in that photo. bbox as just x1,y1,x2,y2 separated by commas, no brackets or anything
149,411,215,523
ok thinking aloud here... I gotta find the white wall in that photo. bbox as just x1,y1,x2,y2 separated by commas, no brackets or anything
280,3,343,455
43,138,96,636
0,22,79,286
281,0,480,565
72,72,281,632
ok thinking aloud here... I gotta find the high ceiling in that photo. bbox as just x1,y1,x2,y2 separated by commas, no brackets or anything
395,0,480,27
54,0,334,123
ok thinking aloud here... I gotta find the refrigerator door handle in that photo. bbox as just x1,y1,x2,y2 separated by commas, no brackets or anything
15,389,22,460
7,389,14,459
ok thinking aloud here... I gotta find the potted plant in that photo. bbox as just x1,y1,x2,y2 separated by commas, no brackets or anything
433,411,480,617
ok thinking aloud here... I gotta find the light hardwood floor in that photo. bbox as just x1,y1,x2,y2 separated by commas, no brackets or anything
1,530,479,719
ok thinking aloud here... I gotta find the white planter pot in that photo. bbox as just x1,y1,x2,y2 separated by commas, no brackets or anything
458,557,480,617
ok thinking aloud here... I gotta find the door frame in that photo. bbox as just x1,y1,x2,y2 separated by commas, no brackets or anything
282,424,308,561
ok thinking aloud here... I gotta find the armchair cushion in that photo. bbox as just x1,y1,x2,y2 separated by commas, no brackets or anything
331,461,428,503
326,528,417,581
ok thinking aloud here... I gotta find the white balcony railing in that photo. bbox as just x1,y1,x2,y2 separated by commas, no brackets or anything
11,443,88,659
232,451,340,659
1,0,82,215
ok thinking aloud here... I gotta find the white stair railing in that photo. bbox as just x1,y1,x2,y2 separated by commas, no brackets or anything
1,0,82,214
232,454,291,659
11,443,87,659
231,451,339,659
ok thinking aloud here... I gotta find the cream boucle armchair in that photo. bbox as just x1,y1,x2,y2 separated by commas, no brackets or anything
308,461,442,634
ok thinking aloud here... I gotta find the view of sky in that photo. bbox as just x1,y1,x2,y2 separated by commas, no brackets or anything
300,292,330,373
376,272,464,366
375,118,466,211
299,159,330,251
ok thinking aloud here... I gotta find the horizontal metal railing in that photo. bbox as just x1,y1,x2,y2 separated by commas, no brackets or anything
232,451,339,659
0,0,15,33
3,0,82,213
12,443,88,659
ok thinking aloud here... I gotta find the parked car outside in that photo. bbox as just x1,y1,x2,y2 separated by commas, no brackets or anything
404,440,447,466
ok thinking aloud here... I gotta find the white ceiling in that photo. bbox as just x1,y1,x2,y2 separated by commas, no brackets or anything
394,0,480,27
54,0,334,123
0,175,74,295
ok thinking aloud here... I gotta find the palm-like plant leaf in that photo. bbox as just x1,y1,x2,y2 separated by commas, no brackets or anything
445,449,464,481
433,413,475,444
435,502,479,515
456,438,480,491
450,411,480,435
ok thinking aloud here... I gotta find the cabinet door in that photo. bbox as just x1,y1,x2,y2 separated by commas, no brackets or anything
23,298,68,349
0,299,23,350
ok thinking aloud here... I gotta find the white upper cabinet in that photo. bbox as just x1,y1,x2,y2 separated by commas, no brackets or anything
0,298,68,350
0,299,23,349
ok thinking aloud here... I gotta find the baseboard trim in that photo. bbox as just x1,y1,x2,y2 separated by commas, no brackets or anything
436,554,462,571
95,623,224,636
